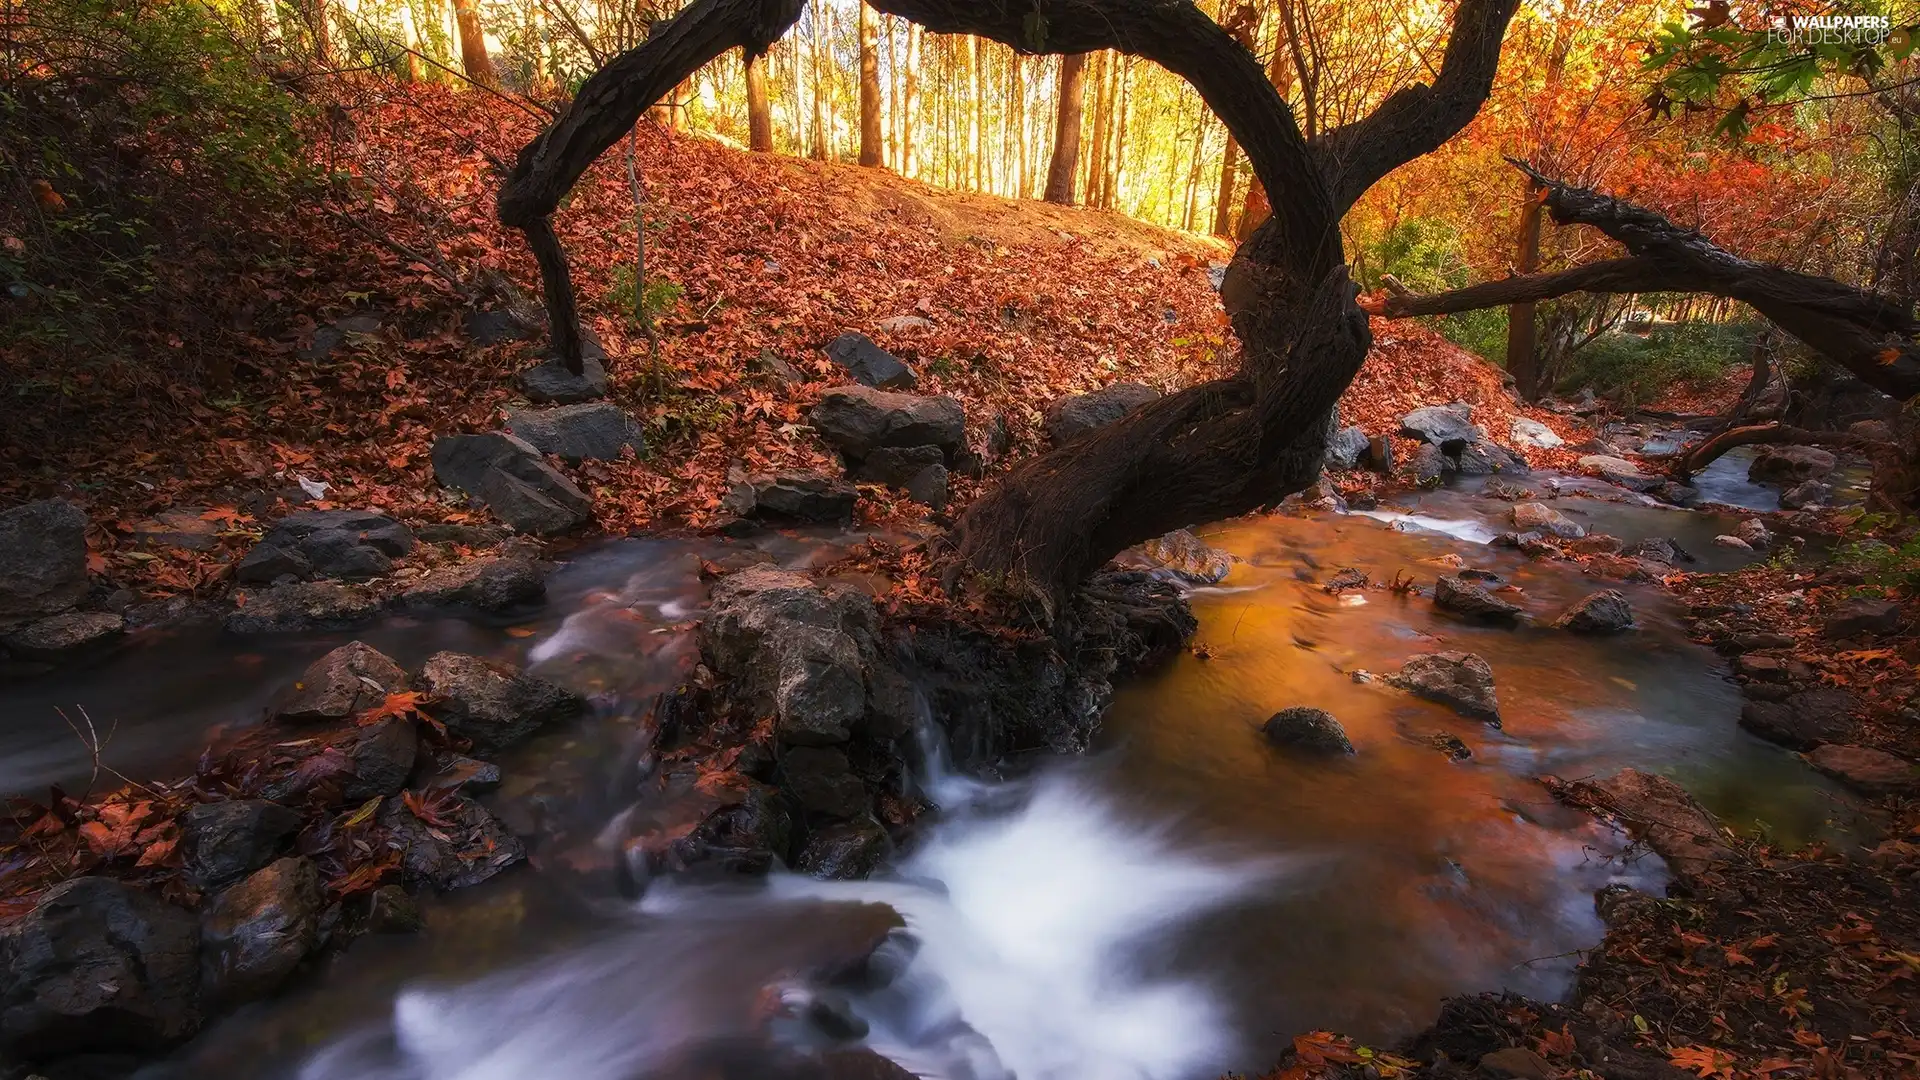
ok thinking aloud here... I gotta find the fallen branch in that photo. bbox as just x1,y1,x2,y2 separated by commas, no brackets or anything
1671,423,1881,479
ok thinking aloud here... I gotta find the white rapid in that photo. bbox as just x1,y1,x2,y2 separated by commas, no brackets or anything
294,769,1272,1080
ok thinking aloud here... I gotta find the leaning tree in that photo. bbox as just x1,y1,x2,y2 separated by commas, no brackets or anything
497,0,1522,620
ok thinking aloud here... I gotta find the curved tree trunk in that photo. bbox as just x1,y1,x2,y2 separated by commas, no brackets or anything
1043,53,1086,205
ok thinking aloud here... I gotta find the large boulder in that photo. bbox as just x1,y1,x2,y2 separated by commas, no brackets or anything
1,612,125,659
1803,745,1919,795
0,877,201,1058
825,332,916,390
1261,707,1354,755
1511,502,1585,539
223,581,381,635
810,386,967,461
419,651,586,754
1739,687,1859,750
1412,443,1451,486
1452,440,1529,476
399,556,546,613
701,567,875,746
0,499,88,618
1433,575,1522,622
432,433,594,535
271,641,409,724
1824,598,1903,639
780,746,869,819
1326,425,1371,470
1509,417,1563,450
1386,652,1500,724
504,402,645,463
236,510,416,584
1399,403,1479,446
1543,769,1732,880
199,857,324,1004
379,794,526,891
1577,454,1656,491
180,800,304,891
1749,445,1837,484
1779,480,1831,509
725,471,859,525
259,716,420,805
1552,590,1635,633
1044,383,1160,445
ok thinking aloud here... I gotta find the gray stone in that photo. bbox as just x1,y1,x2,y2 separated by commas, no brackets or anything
431,433,593,535
1712,534,1753,551
810,386,967,461
1433,576,1522,622
1622,537,1689,565
729,471,859,524
417,753,502,794
797,818,889,879
1,612,124,659
1399,403,1479,445
780,746,868,818
1780,480,1831,509
0,877,201,1057
1749,445,1836,484
1739,687,1859,750
1044,383,1161,445
1511,502,1585,539
1509,417,1563,449
1412,443,1451,486
399,557,545,612
223,582,381,635
379,794,526,891
1651,481,1702,506
1803,745,1919,795
1326,426,1371,470
302,314,381,360
1553,590,1635,633
701,566,876,746
504,402,645,463
419,652,585,754
233,542,311,584
825,332,916,389
1261,707,1354,754
200,857,323,1004
851,445,945,487
271,641,408,724
519,353,609,405
259,717,419,805
1825,598,1902,639
752,347,806,384
180,800,304,891
1452,440,1528,476
1367,434,1395,473
905,465,949,510
1735,519,1772,548
1577,454,1653,490
1386,651,1500,724
0,499,88,618
464,310,535,345
239,510,416,584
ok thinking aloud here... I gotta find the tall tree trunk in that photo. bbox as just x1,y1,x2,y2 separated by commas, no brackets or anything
885,14,900,168
399,0,425,81
300,0,332,64
451,0,496,87
902,22,922,177
1505,181,1546,399
1213,135,1240,235
527,2,547,91
1084,51,1111,207
1107,56,1132,210
744,50,774,151
808,0,828,160
857,3,882,166
966,36,983,190
1043,52,1086,205
1011,53,1028,198
1183,116,1208,230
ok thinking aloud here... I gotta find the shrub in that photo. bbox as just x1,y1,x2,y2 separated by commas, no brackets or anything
1553,321,1759,407
1351,217,1507,365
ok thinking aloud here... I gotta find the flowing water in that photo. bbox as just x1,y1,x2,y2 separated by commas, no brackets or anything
0,478,1862,1080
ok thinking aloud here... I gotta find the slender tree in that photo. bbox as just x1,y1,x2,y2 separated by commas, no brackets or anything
808,0,828,160
450,0,495,87
966,36,983,189
300,0,332,64
858,3,883,166
1044,53,1087,204
1010,52,1028,197
399,0,425,81
902,22,923,176
744,50,774,151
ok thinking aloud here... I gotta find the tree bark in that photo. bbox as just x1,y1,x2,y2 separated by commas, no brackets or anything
1505,180,1545,400
301,0,332,64
1011,53,1027,198
1084,51,1110,207
400,0,426,81
1212,135,1240,236
858,3,883,165
452,0,496,87
902,23,922,177
1044,52,1086,205
967,36,984,190
744,49,774,151
808,0,828,160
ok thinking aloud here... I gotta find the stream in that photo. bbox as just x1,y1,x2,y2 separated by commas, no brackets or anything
0,465,1859,1080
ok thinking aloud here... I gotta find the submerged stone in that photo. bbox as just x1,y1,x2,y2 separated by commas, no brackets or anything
1261,707,1355,755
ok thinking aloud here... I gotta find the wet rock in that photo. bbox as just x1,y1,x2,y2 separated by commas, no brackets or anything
1510,502,1584,539
1577,455,1655,491
1552,590,1635,633
379,794,526,891
1400,403,1479,445
1261,707,1354,755
1571,534,1625,555
1044,383,1160,445
1735,519,1772,549
1749,445,1836,484
419,651,586,754
1134,529,1235,585
199,857,323,1004
260,716,420,805
1386,652,1500,724
1711,534,1753,551
1803,745,1919,795
431,433,594,535
1284,476,1347,512
1734,653,1788,680
809,386,967,461
1622,537,1688,565
180,800,303,891
825,332,916,390
1509,417,1563,450
398,556,545,612
725,471,859,525
1452,440,1528,476
503,402,644,464
1779,479,1831,510
702,567,875,746
1479,1047,1554,1080
0,877,201,1058
904,464,949,509
0,612,125,660
797,818,889,879
238,510,416,584
1825,598,1902,639
463,309,535,345
1650,481,1702,506
1543,768,1733,880
675,783,795,875
850,445,944,486
365,884,424,933
1429,733,1472,761
1327,425,1370,470
1433,576,1522,622
1412,443,1451,486
1739,687,1859,750
519,348,610,405
0,499,88,618
416,753,502,794
780,746,868,819
223,581,381,635
1367,434,1395,473
270,641,408,724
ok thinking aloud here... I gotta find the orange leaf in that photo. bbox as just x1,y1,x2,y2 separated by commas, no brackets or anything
1668,1045,1737,1079
135,834,178,868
